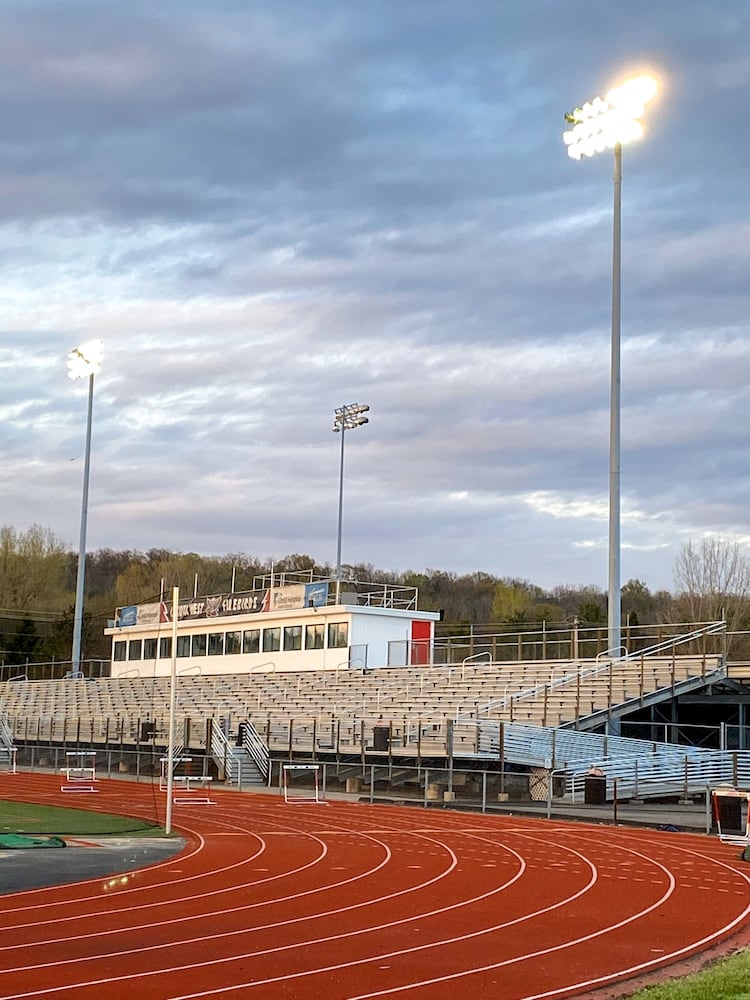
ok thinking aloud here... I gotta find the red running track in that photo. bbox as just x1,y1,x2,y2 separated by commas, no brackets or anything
0,773,749,999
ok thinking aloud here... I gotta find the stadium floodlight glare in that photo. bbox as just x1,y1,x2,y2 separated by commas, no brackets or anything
67,339,104,380
333,403,370,601
563,75,657,160
563,74,658,661
67,339,104,676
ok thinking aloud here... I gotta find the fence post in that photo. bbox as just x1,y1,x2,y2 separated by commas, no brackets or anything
546,771,553,820
499,722,505,796
613,777,618,825
482,770,487,814
683,757,689,803
446,719,454,795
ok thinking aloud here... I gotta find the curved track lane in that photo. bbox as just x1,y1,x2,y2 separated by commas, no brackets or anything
0,774,748,1000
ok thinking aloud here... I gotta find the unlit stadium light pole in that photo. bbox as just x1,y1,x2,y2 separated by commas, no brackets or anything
165,585,179,836
563,75,657,658
333,403,369,604
67,339,104,677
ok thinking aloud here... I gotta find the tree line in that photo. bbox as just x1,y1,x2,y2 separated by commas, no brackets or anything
1,524,749,665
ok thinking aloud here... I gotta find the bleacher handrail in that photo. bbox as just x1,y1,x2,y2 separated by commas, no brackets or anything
472,621,726,719
241,720,270,781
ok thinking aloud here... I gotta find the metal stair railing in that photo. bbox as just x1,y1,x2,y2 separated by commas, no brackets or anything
0,713,15,751
241,720,269,782
210,720,239,783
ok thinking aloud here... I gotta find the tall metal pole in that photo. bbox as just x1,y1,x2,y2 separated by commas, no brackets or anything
608,142,622,656
335,422,346,605
165,586,179,836
71,371,95,675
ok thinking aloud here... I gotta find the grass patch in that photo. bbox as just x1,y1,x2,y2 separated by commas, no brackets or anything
0,799,161,836
627,949,750,998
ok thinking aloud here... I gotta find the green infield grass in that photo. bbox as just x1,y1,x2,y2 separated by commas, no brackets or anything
627,948,750,998
0,799,163,836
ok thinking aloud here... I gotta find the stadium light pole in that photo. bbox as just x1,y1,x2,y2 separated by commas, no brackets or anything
563,74,657,658
67,339,104,677
333,403,369,603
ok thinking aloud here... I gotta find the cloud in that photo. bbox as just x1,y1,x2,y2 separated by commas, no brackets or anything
1,0,749,596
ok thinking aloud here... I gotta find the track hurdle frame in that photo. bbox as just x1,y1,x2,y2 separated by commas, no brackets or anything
171,773,215,806
159,755,194,792
60,750,98,793
282,763,324,804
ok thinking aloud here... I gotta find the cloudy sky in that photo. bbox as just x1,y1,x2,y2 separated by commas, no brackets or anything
1,0,748,594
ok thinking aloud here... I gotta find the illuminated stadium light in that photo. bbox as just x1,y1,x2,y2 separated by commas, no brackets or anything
66,339,104,380
562,74,660,658
563,75,657,160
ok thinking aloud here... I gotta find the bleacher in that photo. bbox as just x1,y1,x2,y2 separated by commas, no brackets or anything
0,617,738,801
0,649,724,750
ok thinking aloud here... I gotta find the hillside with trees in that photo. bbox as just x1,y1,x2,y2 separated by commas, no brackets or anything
0,524,747,665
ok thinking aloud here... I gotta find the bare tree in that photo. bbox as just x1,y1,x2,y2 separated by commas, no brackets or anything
672,537,750,637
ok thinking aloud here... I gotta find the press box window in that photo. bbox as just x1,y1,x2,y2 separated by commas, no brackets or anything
262,627,280,653
305,623,325,650
192,634,207,657
208,632,224,656
283,625,302,651
225,631,241,655
128,639,142,661
176,636,191,657
143,638,157,659
114,641,126,661
328,622,348,648
243,629,260,654
159,637,172,658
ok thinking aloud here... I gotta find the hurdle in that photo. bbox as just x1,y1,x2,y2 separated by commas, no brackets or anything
712,786,750,846
282,763,325,804
171,773,214,806
159,755,194,792
60,751,98,793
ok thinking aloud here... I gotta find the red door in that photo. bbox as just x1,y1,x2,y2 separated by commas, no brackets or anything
410,620,431,665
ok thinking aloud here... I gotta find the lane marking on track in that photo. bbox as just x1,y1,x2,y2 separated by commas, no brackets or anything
3,780,748,1000
168,833,748,1000
0,832,522,988
0,830,413,961
0,834,601,999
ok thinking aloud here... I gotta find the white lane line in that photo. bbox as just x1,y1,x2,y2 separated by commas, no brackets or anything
0,832,527,995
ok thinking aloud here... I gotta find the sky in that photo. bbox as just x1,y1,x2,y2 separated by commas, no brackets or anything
1,0,749,596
